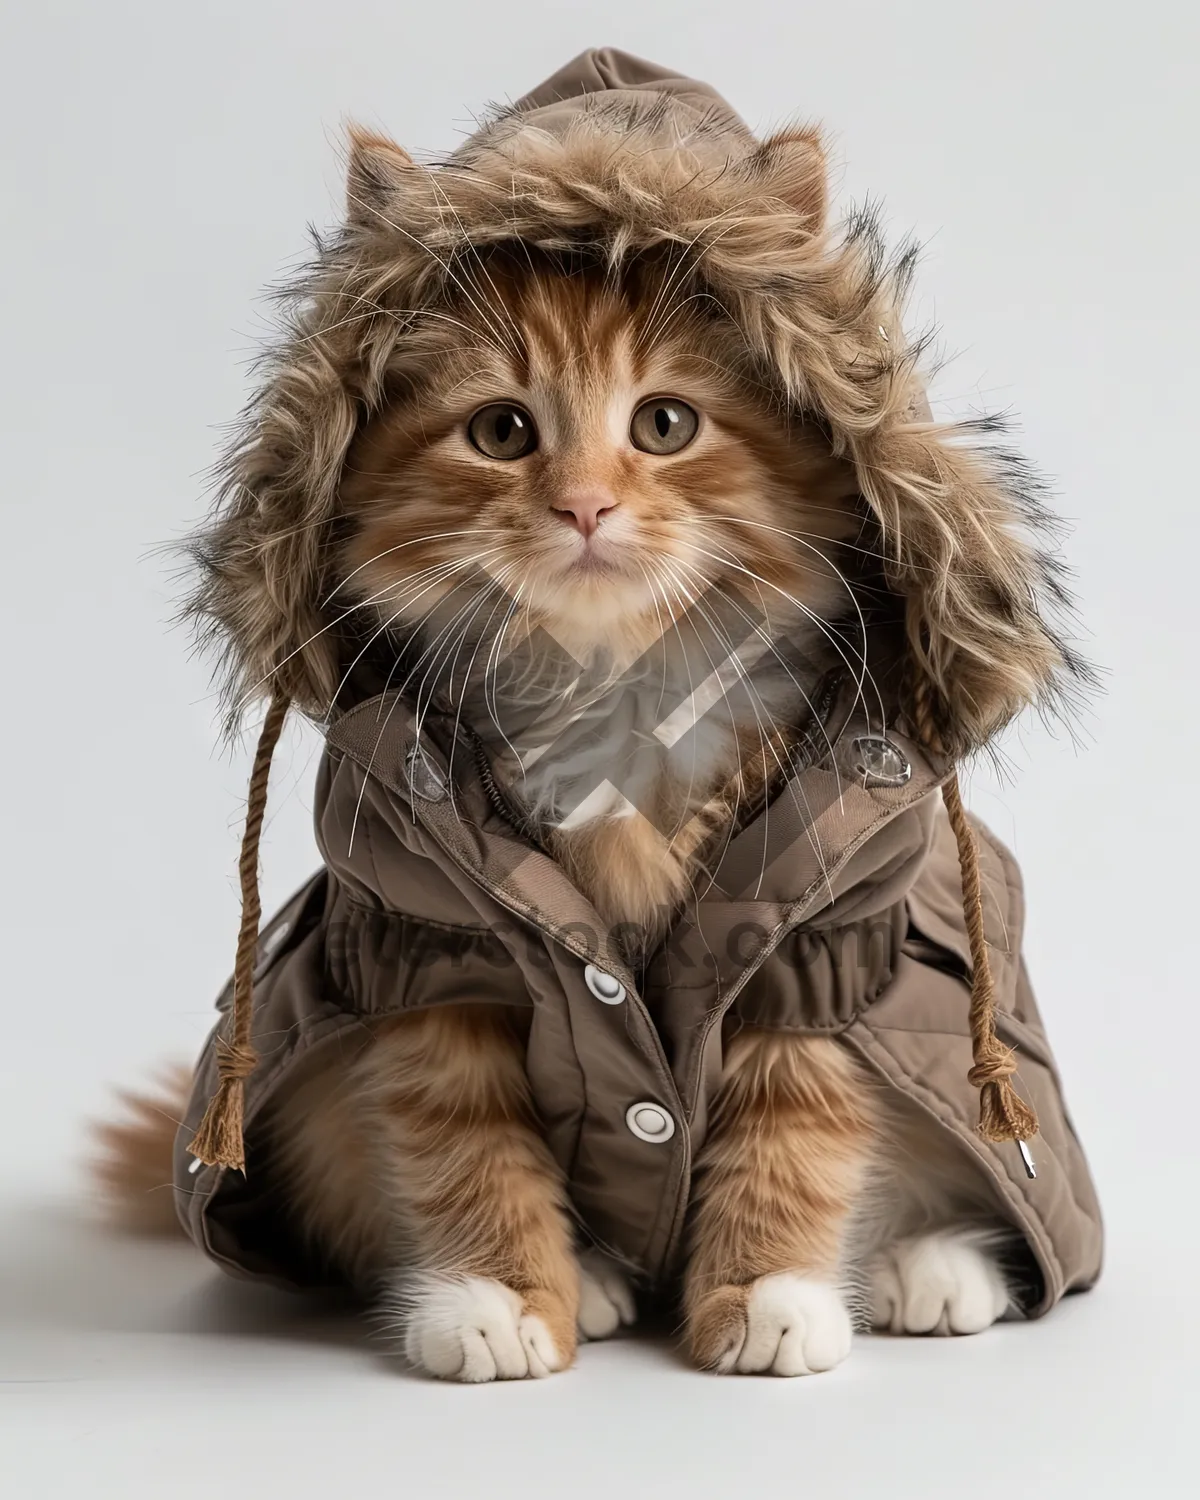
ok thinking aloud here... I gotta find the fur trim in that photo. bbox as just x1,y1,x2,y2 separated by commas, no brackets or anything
188,99,1087,755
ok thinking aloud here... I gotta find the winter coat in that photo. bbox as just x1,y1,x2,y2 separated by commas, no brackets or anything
174,48,1103,1316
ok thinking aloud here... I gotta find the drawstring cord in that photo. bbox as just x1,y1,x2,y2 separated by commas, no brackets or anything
912,682,1040,1157
187,692,291,1172
942,767,1040,1145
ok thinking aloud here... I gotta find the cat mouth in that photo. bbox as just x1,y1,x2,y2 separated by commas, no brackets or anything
568,550,621,576
553,538,629,579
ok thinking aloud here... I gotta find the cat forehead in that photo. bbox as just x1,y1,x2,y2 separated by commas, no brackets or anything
477,276,644,382
444,262,727,384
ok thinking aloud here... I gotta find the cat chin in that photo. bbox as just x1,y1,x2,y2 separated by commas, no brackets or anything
533,582,674,654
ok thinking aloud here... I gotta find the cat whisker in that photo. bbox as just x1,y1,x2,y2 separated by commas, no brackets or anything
688,533,886,741
649,559,764,922
702,512,947,576
344,188,522,366
656,558,799,795
434,565,528,821
639,223,751,357
666,552,868,905
301,295,511,365
669,554,848,796
325,547,513,716
348,570,508,851
665,558,851,910
657,582,717,851
632,559,679,729
423,172,527,361
323,529,510,606
648,559,757,864
634,213,746,355
641,288,732,352
391,571,507,717
481,586,529,778
230,560,469,718
686,514,885,736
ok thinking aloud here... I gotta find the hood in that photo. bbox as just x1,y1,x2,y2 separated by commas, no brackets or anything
188,46,1086,760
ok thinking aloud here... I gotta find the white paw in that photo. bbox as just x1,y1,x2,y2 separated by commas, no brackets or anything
869,1232,1010,1335
719,1274,853,1376
576,1249,637,1340
401,1274,564,1382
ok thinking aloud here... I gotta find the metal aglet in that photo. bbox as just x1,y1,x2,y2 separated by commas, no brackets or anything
188,1157,204,1175
1017,1139,1037,1179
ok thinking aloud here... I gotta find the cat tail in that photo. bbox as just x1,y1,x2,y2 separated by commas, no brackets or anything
90,1064,192,1236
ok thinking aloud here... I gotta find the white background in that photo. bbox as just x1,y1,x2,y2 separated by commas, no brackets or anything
2,2,1196,1495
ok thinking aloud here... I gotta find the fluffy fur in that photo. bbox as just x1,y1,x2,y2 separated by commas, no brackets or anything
189,108,1086,758
92,1067,191,1235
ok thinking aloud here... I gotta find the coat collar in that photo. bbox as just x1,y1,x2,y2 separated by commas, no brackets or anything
323,678,949,1005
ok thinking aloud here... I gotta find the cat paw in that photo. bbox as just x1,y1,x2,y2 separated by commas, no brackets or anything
401,1274,572,1381
689,1274,853,1376
869,1232,1010,1335
576,1249,637,1340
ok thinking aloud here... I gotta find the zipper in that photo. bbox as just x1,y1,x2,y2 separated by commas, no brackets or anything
467,728,545,847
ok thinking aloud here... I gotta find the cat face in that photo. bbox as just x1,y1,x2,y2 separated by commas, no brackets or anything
338,254,861,670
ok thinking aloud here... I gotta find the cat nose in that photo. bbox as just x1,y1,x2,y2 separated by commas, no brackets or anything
551,487,618,539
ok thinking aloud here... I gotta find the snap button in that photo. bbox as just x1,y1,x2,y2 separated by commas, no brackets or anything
405,743,447,802
584,964,626,1005
625,1102,675,1144
851,734,911,787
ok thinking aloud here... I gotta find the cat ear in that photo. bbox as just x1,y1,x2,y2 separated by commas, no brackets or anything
345,125,414,226
756,126,828,232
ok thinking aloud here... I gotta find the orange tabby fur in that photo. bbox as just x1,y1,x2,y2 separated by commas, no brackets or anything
684,1034,877,1363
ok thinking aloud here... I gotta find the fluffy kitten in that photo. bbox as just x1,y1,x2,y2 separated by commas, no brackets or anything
102,250,1011,1377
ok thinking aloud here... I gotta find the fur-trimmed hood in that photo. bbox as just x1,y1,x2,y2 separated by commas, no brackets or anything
191,46,1084,756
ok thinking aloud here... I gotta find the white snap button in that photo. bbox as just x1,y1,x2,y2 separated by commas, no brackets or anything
625,1102,675,1144
584,964,626,1005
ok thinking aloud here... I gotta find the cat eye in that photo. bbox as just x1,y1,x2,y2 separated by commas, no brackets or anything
467,403,538,460
629,398,700,456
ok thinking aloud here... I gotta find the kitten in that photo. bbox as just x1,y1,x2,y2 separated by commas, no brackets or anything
101,250,1011,1376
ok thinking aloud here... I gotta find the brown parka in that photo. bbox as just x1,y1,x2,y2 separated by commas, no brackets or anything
175,48,1103,1317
